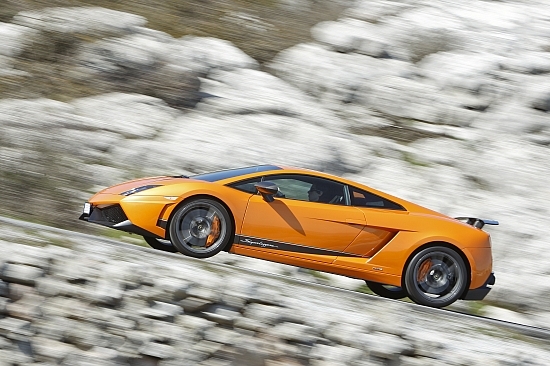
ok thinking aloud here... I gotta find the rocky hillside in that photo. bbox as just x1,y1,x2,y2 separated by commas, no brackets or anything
2,217,550,365
1,0,550,328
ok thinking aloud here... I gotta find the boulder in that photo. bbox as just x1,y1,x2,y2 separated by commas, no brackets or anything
168,36,259,74
343,0,413,23
0,22,38,58
0,264,44,286
77,32,202,108
70,93,177,139
378,7,467,62
311,18,383,54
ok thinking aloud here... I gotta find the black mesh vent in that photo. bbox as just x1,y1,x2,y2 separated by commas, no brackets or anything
101,205,128,224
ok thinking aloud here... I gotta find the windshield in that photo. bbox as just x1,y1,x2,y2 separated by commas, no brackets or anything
190,165,281,182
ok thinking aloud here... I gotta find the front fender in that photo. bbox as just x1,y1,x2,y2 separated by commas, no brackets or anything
143,186,253,237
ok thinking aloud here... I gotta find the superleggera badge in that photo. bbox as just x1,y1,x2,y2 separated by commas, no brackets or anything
241,238,278,249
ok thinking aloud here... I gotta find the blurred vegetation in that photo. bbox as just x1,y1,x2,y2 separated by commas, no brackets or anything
0,0,346,64
0,139,91,230
0,0,347,102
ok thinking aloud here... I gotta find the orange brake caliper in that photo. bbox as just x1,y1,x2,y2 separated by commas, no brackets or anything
205,216,220,247
417,259,432,282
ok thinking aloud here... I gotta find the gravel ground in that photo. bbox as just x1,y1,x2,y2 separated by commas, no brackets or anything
1,216,550,365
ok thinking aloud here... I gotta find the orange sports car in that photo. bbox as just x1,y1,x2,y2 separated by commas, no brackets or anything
80,165,497,308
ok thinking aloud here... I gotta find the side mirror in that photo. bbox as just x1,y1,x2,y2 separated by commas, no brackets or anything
254,181,279,202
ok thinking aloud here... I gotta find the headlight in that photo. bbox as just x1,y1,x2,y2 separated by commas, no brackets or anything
120,185,160,196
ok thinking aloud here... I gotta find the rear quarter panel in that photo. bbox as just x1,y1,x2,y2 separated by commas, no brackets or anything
337,211,492,289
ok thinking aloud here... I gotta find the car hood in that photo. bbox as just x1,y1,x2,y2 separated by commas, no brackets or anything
97,176,194,195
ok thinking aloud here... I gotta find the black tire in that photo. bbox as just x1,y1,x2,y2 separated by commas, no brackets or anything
404,246,468,308
168,198,232,259
365,281,407,300
143,236,178,253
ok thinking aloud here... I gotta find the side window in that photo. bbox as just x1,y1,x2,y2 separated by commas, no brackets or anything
268,178,310,201
265,174,346,204
349,187,405,210
227,177,262,194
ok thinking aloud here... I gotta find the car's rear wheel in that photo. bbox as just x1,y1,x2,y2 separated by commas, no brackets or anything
365,281,407,299
142,236,178,253
169,198,232,258
404,246,468,308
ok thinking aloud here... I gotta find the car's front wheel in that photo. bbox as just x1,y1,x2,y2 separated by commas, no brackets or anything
169,198,232,258
404,246,468,308
142,236,178,253
365,281,407,299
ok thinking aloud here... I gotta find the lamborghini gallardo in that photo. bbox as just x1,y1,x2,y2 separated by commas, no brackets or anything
80,165,497,308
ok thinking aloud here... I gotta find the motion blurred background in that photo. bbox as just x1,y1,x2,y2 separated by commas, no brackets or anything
1,0,550,334
0,0,350,227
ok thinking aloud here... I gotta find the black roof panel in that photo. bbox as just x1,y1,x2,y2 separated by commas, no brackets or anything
190,165,281,182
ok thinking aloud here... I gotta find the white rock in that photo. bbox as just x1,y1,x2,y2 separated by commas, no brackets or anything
501,51,550,74
139,342,175,359
196,69,342,129
344,0,414,23
31,336,78,362
168,36,259,74
270,42,415,101
0,98,76,129
153,113,348,174
472,102,548,134
311,18,383,53
310,344,364,363
0,264,44,286
80,33,170,72
483,306,536,326
418,51,504,94
443,0,535,33
379,7,467,62
365,76,477,126
361,332,414,359
278,0,313,13
0,22,38,57
70,93,177,139
531,87,550,112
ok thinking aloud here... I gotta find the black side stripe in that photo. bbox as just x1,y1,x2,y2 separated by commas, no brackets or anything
236,235,363,257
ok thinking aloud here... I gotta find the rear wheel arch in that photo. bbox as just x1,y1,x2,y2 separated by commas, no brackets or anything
166,194,236,251
402,241,472,296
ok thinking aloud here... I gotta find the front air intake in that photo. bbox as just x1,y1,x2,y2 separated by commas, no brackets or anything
99,205,128,224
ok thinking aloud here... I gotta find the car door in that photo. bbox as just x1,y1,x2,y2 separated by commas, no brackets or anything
237,174,366,264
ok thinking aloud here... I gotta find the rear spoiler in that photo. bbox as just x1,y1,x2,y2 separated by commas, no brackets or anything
455,217,499,229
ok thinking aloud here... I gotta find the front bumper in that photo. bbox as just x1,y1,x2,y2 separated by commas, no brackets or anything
462,273,495,301
79,203,161,238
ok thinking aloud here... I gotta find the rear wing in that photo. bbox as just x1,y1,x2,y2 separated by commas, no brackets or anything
455,217,499,229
